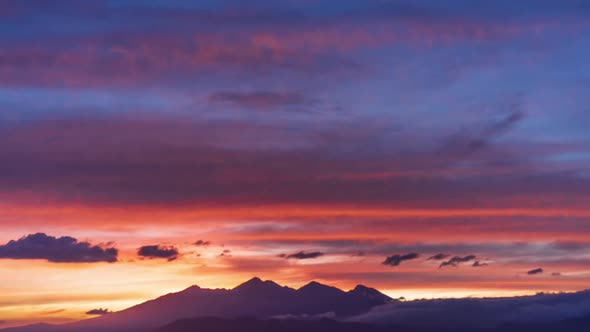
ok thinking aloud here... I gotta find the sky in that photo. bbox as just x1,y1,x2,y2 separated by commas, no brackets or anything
1,0,590,327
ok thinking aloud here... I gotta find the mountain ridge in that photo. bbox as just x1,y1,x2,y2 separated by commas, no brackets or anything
3,286,590,332
60,277,393,331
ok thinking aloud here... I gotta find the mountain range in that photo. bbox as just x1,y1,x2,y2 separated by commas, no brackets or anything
2,278,590,332
1,277,393,332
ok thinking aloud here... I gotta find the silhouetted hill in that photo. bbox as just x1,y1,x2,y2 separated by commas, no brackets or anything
65,277,393,331
4,281,590,332
157,317,386,332
155,313,590,332
0,324,60,332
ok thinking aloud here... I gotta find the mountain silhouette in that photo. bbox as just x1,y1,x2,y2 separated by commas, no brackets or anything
3,284,590,332
155,313,590,332
63,277,394,331
156,317,385,332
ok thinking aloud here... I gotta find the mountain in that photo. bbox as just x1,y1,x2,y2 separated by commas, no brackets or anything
63,277,394,331
3,284,590,332
154,312,590,332
156,317,386,332
0,324,60,332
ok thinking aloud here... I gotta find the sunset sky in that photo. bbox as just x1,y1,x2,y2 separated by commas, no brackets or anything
1,0,590,328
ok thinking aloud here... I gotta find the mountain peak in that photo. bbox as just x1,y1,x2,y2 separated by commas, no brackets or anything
245,277,264,285
233,277,282,292
351,284,373,292
350,285,394,303
299,281,343,294
299,281,323,289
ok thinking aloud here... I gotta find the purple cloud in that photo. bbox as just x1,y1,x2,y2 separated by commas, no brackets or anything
286,251,325,260
428,253,450,260
383,253,420,267
0,233,118,263
138,245,179,261
86,308,111,316
439,255,477,268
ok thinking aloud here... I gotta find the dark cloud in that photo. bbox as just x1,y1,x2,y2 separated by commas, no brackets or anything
353,290,590,329
552,272,562,277
86,308,111,316
286,251,324,260
195,240,211,246
220,249,232,257
428,253,450,260
472,261,488,267
209,91,306,110
382,253,420,267
137,245,179,261
552,241,589,251
527,268,544,275
439,255,476,268
0,233,118,263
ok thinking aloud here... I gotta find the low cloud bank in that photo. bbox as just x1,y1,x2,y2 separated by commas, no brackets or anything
350,290,590,329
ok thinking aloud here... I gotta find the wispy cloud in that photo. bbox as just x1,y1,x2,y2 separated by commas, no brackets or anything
439,255,476,268
285,251,325,260
209,91,306,110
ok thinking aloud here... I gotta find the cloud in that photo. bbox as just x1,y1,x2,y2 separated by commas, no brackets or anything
1,0,581,89
428,253,450,260
41,309,66,315
0,233,118,263
552,241,589,251
351,290,590,329
195,240,211,246
552,272,562,277
209,91,306,110
220,249,232,257
443,98,526,158
382,253,420,267
472,261,488,267
286,251,325,260
439,255,476,268
137,245,179,261
86,308,111,316
527,268,544,275
1,115,589,219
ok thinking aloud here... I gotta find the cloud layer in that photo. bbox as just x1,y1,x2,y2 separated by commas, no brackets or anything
353,290,590,329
